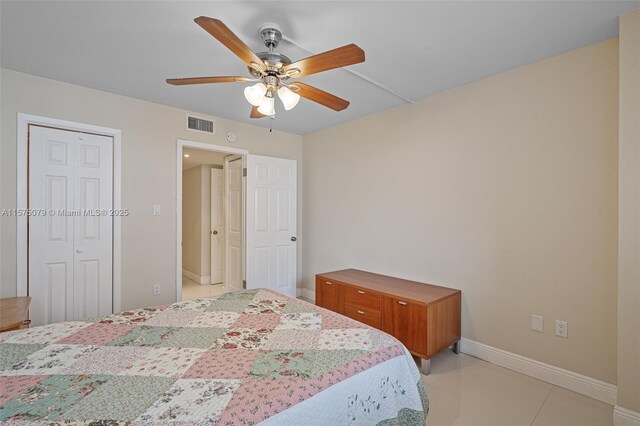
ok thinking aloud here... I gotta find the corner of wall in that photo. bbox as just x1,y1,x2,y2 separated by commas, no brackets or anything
617,7,640,415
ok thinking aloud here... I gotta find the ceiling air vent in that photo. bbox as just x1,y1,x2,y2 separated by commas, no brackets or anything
186,114,215,134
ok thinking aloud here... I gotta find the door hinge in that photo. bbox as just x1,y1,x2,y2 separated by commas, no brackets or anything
242,167,247,177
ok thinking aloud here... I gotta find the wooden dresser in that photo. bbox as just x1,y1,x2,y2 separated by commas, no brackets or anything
315,269,461,373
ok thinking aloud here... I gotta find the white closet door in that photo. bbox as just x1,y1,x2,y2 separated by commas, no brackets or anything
225,158,243,292
246,155,297,297
210,168,224,284
29,126,113,326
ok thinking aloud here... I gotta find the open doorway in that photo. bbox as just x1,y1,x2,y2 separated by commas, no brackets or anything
177,140,247,302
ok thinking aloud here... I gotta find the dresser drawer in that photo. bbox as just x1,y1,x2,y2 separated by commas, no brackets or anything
315,277,342,314
344,286,381,312
344,304,381,329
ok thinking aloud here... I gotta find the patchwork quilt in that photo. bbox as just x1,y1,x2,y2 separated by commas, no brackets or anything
0,288,428,425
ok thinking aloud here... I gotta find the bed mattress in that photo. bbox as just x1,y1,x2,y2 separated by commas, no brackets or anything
0,288,427,425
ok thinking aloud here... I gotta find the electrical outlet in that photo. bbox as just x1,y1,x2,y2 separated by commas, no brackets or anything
531,314,544,333
152,284,161,296
153,204,161,216
555,320,568,338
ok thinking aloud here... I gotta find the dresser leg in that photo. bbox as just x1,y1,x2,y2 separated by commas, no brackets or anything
419,358,431,375
452,340,460,354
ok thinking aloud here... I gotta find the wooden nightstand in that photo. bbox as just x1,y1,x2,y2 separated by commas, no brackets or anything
0,297,32,332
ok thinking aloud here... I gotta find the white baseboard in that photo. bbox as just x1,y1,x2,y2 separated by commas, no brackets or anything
460,338,617,405
182,269,210,285
614,406,640,426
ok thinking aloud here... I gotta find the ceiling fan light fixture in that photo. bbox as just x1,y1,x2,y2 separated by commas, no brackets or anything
244,82,267,106
257,96,275,116
277,86,301,110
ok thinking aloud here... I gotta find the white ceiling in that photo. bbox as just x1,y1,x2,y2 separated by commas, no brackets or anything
1,1,638,135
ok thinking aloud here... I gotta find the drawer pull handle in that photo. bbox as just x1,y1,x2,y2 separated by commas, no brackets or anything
357,310,365,315
398,301,408,306
325,281,332,285
357,290,365,295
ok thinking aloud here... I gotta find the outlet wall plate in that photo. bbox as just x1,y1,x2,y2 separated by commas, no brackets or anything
555,320,568,338
152,284,161,296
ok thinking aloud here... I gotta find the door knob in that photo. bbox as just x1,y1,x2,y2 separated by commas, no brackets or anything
212,230,218,235
76,248,84,253
291,236,297,242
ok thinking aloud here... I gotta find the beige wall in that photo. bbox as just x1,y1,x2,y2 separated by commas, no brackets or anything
0,68,303,309
182,166,203,277
303,39,619,384
617,9,640,413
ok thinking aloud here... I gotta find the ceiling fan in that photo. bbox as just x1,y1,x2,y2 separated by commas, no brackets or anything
167,17,365,119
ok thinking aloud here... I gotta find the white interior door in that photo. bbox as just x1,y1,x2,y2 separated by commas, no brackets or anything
225,157,243,292
210,168,224,284
246,155,297,297
29,126,113,326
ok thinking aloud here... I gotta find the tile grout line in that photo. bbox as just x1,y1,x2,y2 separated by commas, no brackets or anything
530,386,554,425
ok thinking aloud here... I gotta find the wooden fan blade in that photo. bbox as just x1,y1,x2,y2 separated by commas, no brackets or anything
195,17,265,72
283,44,364,78
250,105,266,119
166,76,250,85
289,82,350,111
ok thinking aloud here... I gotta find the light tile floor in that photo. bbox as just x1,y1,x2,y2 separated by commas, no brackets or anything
182,276,227,300
423,350,613,426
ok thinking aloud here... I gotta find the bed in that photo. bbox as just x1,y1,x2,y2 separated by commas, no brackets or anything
0,288,428,425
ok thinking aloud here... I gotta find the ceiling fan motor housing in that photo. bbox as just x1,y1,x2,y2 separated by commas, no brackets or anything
248,52,292,79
